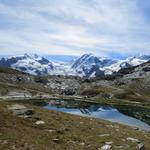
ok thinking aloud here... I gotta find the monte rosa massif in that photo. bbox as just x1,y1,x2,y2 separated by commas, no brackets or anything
0,53,149,78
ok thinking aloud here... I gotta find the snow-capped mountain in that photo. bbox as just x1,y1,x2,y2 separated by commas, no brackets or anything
0,54,54,75
103,55,150,75
71,53,115,77
71,53,150,77
0,53,149,78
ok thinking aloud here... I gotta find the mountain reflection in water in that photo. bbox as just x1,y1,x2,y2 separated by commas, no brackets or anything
44,101,150,131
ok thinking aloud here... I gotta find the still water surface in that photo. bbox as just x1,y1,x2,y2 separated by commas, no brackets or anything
43,100,150,131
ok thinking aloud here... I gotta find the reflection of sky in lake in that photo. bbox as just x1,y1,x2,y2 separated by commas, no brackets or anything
44,105,150,131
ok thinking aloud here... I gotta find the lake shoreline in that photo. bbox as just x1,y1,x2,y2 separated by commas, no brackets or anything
0,100,150,150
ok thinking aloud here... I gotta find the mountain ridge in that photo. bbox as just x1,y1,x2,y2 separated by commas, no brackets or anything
0,53,149,77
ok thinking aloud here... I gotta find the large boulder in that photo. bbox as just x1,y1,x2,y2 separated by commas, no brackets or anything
8,104,34,117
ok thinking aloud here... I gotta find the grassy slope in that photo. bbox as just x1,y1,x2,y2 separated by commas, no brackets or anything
0,101,150,150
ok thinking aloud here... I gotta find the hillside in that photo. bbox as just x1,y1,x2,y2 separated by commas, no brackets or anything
0,61,150,103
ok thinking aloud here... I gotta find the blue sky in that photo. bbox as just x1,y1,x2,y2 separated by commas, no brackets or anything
0,0,150,58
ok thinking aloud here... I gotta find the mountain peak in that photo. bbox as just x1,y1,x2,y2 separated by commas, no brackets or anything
0,53,149,78
80,53,97,60
137,54,150,60
33,54,39,59
23,53,31,58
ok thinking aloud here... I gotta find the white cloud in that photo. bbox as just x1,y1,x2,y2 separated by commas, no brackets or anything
0,0,150,57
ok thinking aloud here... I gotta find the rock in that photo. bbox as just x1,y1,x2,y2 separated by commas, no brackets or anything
105,142,113,145
79,142,85,146
99,134,110,137
47,129,56,133
115,128,119,132
106,125,114,128
67,140,76,144
3,140,8,144
86,144,91,148
100,144,112,150
63,88,75,95
8,104,34,117
138,143,144,150
35,120,45,125
133,127,139,130
19,115,32,118
52,138,59,143
8,104,26,110
114,145,124,149
24,143,34,150
13,109,34,116
11,145,16,150
126,137,139,143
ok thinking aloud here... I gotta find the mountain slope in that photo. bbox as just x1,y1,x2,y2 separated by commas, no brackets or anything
104,55,149,75
0,54,54,76
117,60,150,78
0,53,149,78
71,54,113,77
71,53,150,77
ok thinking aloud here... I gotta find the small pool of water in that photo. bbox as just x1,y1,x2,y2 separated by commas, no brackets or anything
43,100,150,131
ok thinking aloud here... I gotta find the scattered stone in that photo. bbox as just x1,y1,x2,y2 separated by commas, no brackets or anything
114,145,124,149
3,140,8,144
8,104,26,110
115,128,119,132
79,142,85,146
52,138,59,143
105,142,113,145
15,109,33,116
100,144,112,150
114,125,119,129
99,134,110,137
8,104,34,117
126,137,139,143
24,143,34,150
47,129,56,133
86,144,91,148
122,139,126,142
106,125,114,128
35,120,45,125
18,115,32,118
138,143,144,150
11,145,16,150
122,144,130,148
133,127,139,130
67,140,76,144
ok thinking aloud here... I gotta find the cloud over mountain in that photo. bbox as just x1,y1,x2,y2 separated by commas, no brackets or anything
0,0,150,57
